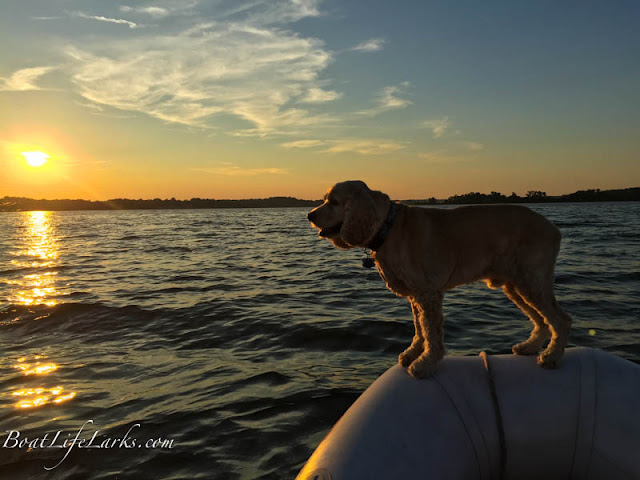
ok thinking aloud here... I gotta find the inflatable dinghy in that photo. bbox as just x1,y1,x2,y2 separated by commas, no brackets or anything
296,347,640,480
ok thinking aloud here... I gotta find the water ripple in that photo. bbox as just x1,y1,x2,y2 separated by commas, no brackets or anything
0,204,638,479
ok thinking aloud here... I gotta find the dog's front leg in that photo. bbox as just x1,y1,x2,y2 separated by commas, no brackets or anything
398,302,424,367
407,292,445,379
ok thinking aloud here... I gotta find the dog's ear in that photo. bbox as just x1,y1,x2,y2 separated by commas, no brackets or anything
341,185,379,247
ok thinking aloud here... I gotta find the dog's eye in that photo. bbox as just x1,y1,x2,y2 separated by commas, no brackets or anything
328,197,338,206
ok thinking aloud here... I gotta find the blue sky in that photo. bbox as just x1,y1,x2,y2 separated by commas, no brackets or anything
1,0,638,200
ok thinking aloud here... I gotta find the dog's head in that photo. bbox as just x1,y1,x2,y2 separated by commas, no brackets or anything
307,180,390,249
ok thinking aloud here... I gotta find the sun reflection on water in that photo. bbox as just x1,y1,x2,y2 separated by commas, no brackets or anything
10,357,77,409
13,387,76,409
13,361,58,375
8,211,60,306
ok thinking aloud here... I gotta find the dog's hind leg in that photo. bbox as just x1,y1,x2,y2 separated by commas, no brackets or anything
504,283,550,356
407,292,445,379
398,302,425,367
516,282,572,369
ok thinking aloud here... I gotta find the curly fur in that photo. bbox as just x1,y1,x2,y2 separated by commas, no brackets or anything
308,180,572,379
341,187,379,246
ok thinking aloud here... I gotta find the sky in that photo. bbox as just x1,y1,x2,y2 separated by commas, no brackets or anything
1,0,639,200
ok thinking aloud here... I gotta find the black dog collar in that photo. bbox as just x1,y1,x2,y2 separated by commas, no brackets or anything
366,201,399,251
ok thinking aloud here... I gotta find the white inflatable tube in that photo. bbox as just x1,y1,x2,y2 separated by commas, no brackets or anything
296,348,640,480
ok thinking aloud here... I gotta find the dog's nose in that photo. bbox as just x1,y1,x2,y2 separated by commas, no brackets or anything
307,210,315,222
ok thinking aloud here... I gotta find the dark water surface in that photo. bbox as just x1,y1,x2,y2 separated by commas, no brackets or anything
1,203,638,479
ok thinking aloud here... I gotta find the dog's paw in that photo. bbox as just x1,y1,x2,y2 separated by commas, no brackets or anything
512,341,541,356
407,358,439,379
537,351,561,369
398,347,422,367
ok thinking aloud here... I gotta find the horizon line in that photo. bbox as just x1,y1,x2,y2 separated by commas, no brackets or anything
1,186,639,212
2,185,639,203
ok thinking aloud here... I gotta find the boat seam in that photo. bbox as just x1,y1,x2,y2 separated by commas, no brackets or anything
569,347,584,478
480,351,506,480
432,375,484,480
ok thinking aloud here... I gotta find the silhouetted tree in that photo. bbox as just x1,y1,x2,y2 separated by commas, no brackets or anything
526,191,547,201
508,192,521,202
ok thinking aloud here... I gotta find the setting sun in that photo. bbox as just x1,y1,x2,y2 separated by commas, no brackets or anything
21,151,49,167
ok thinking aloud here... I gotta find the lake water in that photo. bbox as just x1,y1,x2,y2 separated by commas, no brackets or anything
0,203,638,479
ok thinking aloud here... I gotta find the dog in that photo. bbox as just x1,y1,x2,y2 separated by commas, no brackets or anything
307,180,572,379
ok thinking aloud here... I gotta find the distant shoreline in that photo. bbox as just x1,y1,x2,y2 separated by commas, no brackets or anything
1,187,638,212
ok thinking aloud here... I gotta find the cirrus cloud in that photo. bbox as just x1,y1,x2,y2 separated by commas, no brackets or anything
422,116,452,138
357,82,412,116
281,139,326,149
465,141,485,151
0,66,56,91
299,87,342,103
193,163,289,176
119,5,170,18
281,138,405,155
65,1,335,136
351,38,385,52
326,138,405,155
73,11,139,29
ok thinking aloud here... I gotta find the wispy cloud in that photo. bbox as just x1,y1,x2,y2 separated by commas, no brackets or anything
465,141,485,151
194,164,289,176
326,138,405,155
74,12,139,29
120,5,170,18
418,151,472,165
280,137,404,154
422,116,451,138
299,87,341,103
358,82,411,116
351,38,385,52
281,139,326,149
66,2,336,135
380,83,412,109
31,16,64,21
216,0,322,25
0,66,56,91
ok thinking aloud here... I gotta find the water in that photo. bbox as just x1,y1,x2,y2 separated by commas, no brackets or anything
0,203,638,479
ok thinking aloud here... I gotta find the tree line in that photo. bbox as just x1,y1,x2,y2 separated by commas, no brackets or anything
0,196,319,212
1,187,638,211
406,187,640,205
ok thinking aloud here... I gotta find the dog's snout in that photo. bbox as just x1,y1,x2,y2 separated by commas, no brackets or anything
307,210,316,222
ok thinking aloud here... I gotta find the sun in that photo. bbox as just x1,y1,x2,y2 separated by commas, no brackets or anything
21,151,50,167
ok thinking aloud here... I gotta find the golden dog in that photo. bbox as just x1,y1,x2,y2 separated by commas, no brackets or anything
308,180,572,378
